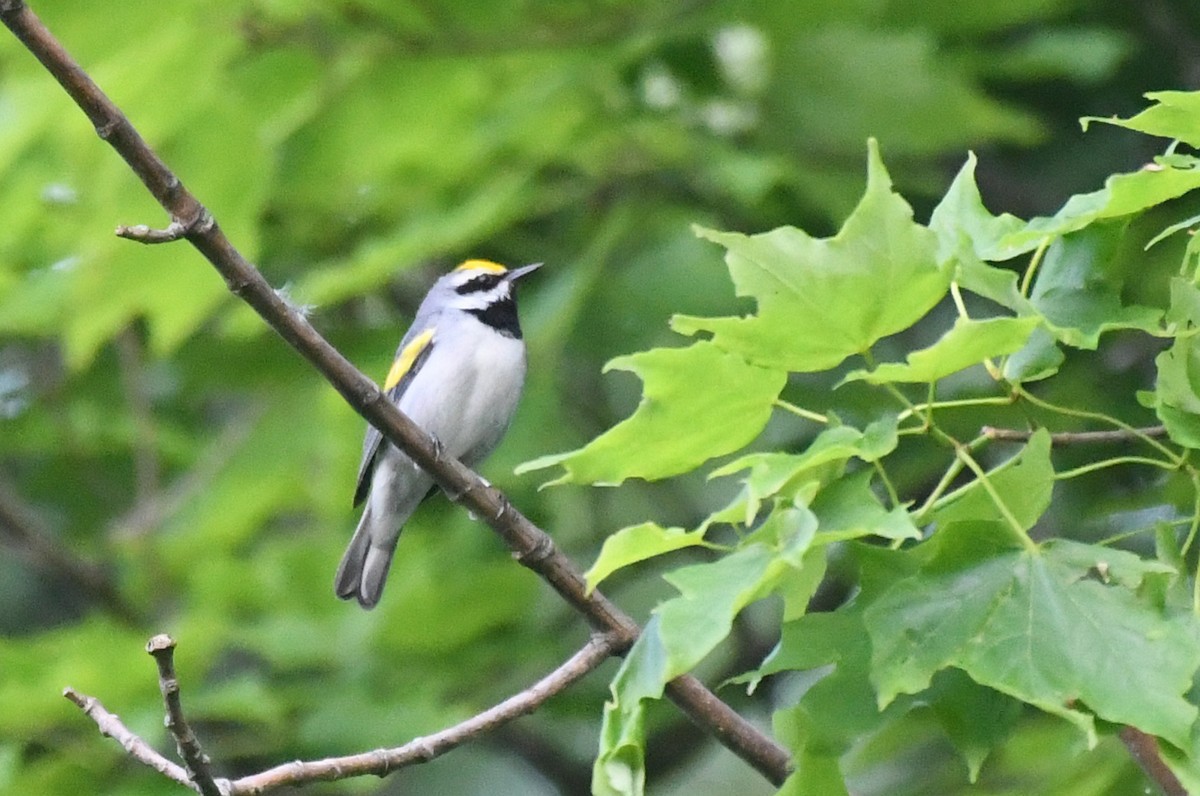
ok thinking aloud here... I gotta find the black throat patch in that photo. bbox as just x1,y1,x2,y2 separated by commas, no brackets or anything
468,297,523,339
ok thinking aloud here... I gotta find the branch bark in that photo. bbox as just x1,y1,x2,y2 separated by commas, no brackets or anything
981,425,1168,446
67,633,623,795
63,687,196,790
1118,726,1187,796
229,633,620,794
147,635,223,796
0,0,791,787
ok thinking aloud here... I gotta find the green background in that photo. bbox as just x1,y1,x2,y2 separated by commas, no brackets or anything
0,1,1196,793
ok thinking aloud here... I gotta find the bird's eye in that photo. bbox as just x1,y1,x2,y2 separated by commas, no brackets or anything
455,274,501,295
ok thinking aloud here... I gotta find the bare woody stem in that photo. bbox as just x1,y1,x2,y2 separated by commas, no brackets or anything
227,633,621,794
982,425,1168,446
1119,726,1186,796
146,635,223,796
66,633,623,795
116,221,189,243
62,687,196,790
0,0,792,786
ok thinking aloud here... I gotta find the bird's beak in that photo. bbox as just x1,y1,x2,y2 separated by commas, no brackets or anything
505,262,543,282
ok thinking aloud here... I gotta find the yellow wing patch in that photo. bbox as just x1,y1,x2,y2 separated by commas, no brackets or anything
384,328,435,391
455,259,507,274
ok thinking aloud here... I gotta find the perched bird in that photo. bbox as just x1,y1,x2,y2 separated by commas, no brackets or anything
335,259,542,608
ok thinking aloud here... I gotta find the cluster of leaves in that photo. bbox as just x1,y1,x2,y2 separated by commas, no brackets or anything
526,93,1200,795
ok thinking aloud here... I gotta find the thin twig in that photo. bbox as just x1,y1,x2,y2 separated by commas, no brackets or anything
70,634,622,795
0,1,792,786
115,221,189,243
146,635,224,796
1118,725,1187,796
982,425,1168,446
1015,387,1183,465
62,687,198,791
226,633,620,794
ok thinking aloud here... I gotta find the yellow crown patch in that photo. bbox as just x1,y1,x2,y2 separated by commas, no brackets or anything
455,259,507,274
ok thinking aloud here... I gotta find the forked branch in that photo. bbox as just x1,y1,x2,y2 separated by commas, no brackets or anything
146,635,222,796
66,634,622,795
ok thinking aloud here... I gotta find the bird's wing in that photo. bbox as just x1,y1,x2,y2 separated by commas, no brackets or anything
353,326,436,507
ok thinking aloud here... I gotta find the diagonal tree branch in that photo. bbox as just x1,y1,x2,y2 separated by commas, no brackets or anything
0,0,792,787
67,633,623,795
1118,726,1187,796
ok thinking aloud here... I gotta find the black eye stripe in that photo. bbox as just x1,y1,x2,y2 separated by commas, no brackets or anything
455,273,503,295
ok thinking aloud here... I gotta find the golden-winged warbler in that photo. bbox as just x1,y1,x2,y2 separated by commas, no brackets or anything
335,259,541,608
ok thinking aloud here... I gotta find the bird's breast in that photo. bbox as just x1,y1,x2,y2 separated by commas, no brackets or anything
397,320,528,465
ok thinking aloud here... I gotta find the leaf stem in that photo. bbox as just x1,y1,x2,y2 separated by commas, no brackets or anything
1183,472,1200,558
896,395,1016,424
1015,386,1184,465
1180,465,1200,614
879,381,918,417
1054,456,1179,480
1020,237,1051,297
873,460,902,510
772,400,829,425
1096,517,1189,547
953,444,1039,552
915,436,993,522
949,283,1002,379
915,458,966,522
873,360,1032,547
949,281,970,320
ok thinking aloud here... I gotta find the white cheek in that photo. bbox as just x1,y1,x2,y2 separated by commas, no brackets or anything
449,284,509,311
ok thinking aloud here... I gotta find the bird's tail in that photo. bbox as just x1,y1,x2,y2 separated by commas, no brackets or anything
334,507,396,609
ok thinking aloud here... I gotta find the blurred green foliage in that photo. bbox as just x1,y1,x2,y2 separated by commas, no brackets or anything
1,1,1198,794
554,118,1200,793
